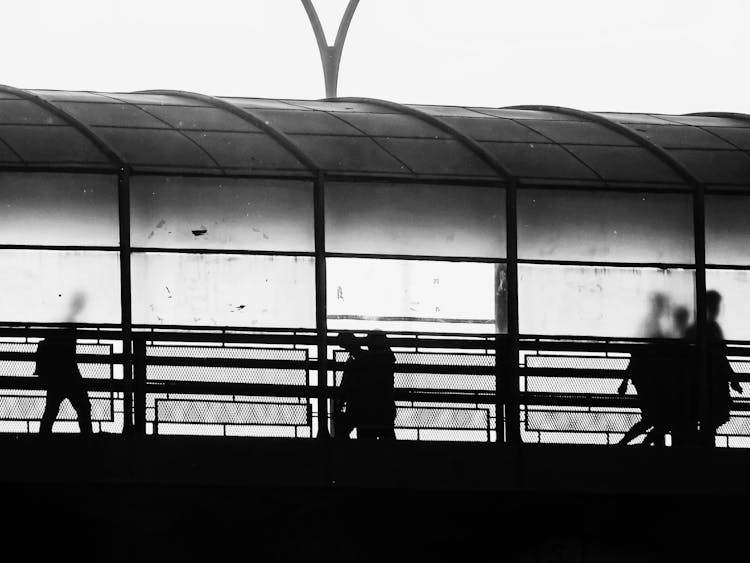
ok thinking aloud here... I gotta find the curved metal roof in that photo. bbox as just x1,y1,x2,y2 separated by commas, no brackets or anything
0,86,747,189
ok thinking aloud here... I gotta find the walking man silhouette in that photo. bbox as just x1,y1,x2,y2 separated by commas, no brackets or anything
36,294,92,435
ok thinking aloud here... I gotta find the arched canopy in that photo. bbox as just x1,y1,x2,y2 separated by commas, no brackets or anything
0,86,747,189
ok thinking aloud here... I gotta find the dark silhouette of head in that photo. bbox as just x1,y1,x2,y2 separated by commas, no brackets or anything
367,331,390,352
65,291,86,323
673,306,690,335
649,292,669,315
338,331,360,354
706,290,722,322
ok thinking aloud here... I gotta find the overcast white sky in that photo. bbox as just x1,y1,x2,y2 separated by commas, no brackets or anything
2,0,748,114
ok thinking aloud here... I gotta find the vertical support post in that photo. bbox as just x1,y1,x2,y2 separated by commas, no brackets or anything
693,184,710,446
503,180,521,444
314,174,330,438
117,169,134,434
133,335,147,434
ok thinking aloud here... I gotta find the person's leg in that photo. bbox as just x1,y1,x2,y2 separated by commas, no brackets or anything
39,391,63,434
376,426,396,441
333,411,353,439
357,427,377,441
617,419,651,445
68,388,92,435
643,425,667,446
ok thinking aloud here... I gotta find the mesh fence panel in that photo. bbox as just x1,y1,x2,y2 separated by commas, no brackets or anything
521,349,639,443
145,344,311,437
154,398,311,436
147,345,308,384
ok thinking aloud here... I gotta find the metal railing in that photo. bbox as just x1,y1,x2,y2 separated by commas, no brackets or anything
0,324,748,447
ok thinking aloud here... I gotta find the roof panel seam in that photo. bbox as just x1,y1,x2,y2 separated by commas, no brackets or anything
0,85,127,171
332,97,512,183
656,115,750,156
282,100,417,175
0,135,26,164
469,108,608,185
136,90,318,173
95,92,227,174
686,112,750,126
505,105,703,188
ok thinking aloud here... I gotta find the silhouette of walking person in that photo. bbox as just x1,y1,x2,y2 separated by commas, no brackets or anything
356,332,397,441
617,293,670,445
35,293,92,435
663,306,697,446
685,290,742,445
333,331,365,440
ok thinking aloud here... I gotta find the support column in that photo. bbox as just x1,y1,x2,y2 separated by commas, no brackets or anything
693,185,710,446
503,180,521,444
314,174,330,438
117,169,134,434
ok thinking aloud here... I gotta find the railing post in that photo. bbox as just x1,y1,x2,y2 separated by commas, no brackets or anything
503,179,521,444
133,334,147,435
314,174,330,438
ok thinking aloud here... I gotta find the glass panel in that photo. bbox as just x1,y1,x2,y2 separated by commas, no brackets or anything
706,195,750,265
131,176,314,252
668,150,750,185
521,120,635,146
705,127,750,150
0,172,118,246
184,131,307,171
481,142,598,180
327,258,506,333
94,127,217,168
601,113,674,125
337,113,448,139
131,253,315,328
410,105,487,118
55,102,167,128
0,250,120,323
630,124,734,149
107,94,205,106
290,135,406,173
0,126,110,164
0,100,64,125
518,190,694,263
705,270,750,341
0,140,21,163
518,264,695,338
326,182,505,258
441,116,547,143
143,106,259,132
470,108,575,121
566,146,684,184
662,116,748,128
32,90,112,103
223,98,299,110
375,138,498,176
285,100,386,113
249,109,361,135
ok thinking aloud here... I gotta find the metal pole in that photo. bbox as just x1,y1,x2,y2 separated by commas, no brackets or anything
301,0,360,98
314,174,330,438
693,185,710,446
503,180,521,444
117,169,134,434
